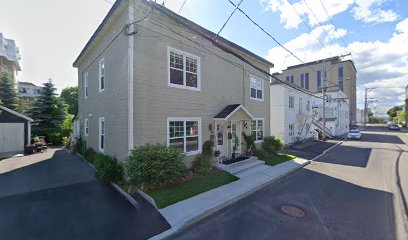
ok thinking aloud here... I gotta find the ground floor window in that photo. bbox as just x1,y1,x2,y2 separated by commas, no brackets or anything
251,119,264,142
167,118,201,155
99,117,105,152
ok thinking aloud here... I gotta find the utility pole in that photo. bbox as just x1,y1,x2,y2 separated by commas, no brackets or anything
364,88,368,128
321,53,351,141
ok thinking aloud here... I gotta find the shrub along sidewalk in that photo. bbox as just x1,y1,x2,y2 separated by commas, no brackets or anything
147,169,238,209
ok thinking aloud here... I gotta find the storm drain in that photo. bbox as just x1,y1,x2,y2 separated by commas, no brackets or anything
280,205,305,218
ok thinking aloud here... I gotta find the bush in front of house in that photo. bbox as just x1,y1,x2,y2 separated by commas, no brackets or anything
74,138,86,155
262,136,284,155
192,140,214,175
95,156,124,183
124,144,186,191
254,147,269,160
84,148,97,163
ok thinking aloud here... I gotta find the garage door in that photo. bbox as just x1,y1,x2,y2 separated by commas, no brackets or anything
0,123,24,153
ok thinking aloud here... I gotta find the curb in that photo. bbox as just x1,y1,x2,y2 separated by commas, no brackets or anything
152,159,310,239
311,141,343,161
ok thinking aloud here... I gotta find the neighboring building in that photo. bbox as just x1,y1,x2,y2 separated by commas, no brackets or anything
0,32,21,78
313,91,350,137
405,85,408,126
355,108,366,125
0,105,33,159
73,0,273,163
18,82,42,100
274,57,357,125
270,82,315,145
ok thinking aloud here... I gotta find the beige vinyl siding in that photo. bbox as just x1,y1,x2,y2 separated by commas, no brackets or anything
77,5,129,160
132,5,270,160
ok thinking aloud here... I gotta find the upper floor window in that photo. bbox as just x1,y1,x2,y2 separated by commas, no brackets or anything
290,75,294,83
250,76,264,101
338,66,344,91
300,74,305,88
289,96,294,109
168,47,200,91
83,72,88,98
306,100,310,112
317,71,321,89
99,58,105,92
305,73,309,90
299,98,303,114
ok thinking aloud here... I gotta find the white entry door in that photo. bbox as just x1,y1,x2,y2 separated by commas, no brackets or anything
0,123,24,153
230,121,241,155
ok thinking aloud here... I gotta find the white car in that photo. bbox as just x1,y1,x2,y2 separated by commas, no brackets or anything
347,129,362,140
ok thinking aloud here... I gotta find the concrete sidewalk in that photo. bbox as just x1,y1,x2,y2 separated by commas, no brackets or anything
153,158,309,239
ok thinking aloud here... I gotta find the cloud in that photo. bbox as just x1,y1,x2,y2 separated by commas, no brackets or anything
266,18,408,109
260,0,399,28
352,0,399,23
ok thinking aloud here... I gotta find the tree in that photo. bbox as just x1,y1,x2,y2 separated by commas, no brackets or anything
0,71,19,110
60,86,78,115
387,105,403,120
28,79,67,144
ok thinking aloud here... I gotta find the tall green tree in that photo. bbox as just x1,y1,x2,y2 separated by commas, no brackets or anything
387,105,403,120
0,71,19,110
60,86,78,115
28,79,67,144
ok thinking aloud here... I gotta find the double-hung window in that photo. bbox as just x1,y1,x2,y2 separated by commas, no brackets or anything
251,119,264,142
83,72,88,98
338,66,344,91
250,76,264,101
300,74,305,88
299,98,303,114
168,118,201,155
99,58,105,92
305,73,309,90
84,118,89,136
289,96,294,109
168,47,200,90
99,117,105,152
317,71,321,89
290,75,294,83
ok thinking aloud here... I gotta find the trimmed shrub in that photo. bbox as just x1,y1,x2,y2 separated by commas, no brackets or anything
262,136,284,155
254,147,268,160
124,144,186,191
95,156,124,183
202,140,214,158
192,154,212,175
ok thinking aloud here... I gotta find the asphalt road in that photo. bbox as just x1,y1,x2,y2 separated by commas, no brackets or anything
0,149,170,240
169,125,408,240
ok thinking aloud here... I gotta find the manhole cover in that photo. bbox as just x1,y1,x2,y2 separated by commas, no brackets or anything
280,205,305,218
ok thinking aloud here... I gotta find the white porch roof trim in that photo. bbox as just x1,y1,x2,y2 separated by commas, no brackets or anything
214,104,255,121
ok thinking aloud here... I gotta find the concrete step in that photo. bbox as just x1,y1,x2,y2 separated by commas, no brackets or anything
221,156,258,170
227,160,265,175
235,164,270,178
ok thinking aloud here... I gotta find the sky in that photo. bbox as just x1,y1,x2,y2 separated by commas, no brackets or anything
1,0,407,117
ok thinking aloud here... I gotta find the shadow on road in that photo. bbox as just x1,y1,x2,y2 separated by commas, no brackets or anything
358,133,405,144
168,168,397,240
314,145,371,168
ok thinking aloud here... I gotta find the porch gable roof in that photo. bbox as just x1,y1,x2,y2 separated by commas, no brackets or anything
214,104,254,121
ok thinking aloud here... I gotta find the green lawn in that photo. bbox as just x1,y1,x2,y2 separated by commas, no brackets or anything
147,170,239,209
262,153,296,166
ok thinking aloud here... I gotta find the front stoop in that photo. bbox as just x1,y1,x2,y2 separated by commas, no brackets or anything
214,156,266,176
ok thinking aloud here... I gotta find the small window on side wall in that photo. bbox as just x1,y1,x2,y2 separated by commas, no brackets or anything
99,117,105,152
99,58,105,92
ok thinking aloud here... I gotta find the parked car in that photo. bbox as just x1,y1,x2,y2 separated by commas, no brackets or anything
347,129,362,140
388,123,400,130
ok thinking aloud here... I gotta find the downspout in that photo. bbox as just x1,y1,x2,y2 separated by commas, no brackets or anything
127,3,134,152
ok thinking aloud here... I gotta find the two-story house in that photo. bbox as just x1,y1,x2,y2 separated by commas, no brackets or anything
73,0,273,165
0,32,21,79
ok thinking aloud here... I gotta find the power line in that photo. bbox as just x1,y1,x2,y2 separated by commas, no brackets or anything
178,0,187,13
302,0,336,46
215,0,245,40
285,0,332,56
317,0,347,47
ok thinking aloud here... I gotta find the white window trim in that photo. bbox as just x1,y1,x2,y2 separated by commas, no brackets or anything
84,72,88,99
249,75,264,101
167,47,201,91
252,118,265,143
84,118,89,137
167,117,202,156
99,58,105,92
99,117,105,153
